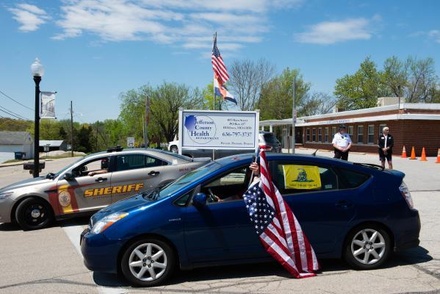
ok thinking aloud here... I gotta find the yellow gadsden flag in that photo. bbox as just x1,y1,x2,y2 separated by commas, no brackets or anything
282,165,321,190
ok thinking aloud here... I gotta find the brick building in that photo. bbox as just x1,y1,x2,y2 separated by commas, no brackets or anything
260,101,440,157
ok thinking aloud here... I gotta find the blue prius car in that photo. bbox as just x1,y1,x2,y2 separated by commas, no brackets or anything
80,153,420,287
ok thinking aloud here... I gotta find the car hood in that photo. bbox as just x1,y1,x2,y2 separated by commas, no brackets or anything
91,192,153,223
0,176,52,191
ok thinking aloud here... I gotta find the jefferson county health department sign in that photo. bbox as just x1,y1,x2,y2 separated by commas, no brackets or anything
178,110,259,150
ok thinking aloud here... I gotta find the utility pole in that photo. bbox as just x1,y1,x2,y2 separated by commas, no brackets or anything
291,76,296,154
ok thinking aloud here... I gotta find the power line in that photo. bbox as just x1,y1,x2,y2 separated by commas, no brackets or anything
0,90,33,111
0,105,28,120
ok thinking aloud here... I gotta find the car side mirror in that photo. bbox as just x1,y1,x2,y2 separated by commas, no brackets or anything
192,193,207,208
64,172,75,181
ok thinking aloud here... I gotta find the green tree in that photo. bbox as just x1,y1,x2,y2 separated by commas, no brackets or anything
39,119,61,140
258,68,311,120
334,57,381,110
119,82,206,145
76,125,93,153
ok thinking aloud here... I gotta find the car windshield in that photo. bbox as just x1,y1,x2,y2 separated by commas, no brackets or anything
51,156,86,178
155,161,222,200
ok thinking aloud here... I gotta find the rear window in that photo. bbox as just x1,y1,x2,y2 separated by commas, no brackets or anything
336,168,370,188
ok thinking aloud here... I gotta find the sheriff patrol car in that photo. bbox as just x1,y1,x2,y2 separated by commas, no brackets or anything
0,147,210,230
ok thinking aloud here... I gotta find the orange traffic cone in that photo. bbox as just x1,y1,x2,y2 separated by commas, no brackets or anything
409,146,417,160
436,149,440,163
420,147,427,161
401,146,407,158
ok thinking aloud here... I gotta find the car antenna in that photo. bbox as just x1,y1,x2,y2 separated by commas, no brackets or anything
312,149,318,156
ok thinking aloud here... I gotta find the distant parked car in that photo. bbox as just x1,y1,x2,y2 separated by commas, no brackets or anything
168,131,281,158
81,152,420,287
0,147,210,230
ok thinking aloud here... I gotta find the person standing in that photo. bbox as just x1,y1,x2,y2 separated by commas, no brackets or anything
378,126,394,169
332,124,352,160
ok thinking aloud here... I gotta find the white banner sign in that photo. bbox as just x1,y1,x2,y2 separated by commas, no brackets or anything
179,110,259,150
41,91,56,118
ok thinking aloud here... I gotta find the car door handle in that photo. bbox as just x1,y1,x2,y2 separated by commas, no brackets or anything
335,200,353,209
148,171,160,176
95,177,108,183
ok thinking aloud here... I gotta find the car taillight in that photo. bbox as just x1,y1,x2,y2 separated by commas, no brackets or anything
399,182,415,209
259,144,272,151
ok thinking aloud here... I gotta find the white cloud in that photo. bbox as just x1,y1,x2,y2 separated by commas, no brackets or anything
427,30,440,43
8,4,50,32
294,18,374,45
7,0,301,51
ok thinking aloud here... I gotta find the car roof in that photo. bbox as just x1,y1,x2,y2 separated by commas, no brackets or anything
82,147,196,162
214,152,389,174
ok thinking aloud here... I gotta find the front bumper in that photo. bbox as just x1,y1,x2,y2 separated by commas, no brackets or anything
80,228,123,274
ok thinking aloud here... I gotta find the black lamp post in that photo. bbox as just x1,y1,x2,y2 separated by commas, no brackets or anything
31,58,44,178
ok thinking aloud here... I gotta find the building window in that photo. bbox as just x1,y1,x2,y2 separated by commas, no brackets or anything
331,127,336,139
318,128,322,142
324,127,329,142
312,128,316,141
368,125,375,144
306,128,310,142
348,125,354,137
357,125,364,143
378,124,387,135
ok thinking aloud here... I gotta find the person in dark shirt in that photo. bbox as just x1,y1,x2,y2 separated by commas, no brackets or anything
378,127,394,169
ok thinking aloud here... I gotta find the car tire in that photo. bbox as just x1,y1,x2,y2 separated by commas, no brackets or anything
15,197,54,230
121,238,176,287
170,146,178,153
343,224,391,270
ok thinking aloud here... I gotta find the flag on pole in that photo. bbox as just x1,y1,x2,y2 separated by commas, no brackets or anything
214,76,237,104
211,32,229,86
243,150,320,278
40,91,56,118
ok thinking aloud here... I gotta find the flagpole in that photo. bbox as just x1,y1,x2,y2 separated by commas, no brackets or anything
212,33,216,159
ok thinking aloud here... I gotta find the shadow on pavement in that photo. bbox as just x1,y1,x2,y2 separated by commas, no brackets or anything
90,246,432,289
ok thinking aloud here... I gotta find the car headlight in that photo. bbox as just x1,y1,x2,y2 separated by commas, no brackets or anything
91,212,128,234
0,191,13,201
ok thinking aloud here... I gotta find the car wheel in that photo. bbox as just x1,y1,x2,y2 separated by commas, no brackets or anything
15,197,54,230
121,238,175,287
343,224,391,270
170,146,178,153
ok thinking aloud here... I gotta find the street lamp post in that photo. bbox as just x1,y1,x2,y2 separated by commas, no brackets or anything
31,58,44,178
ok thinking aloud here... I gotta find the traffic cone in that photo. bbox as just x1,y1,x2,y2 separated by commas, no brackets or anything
401,146,407,158
409,146,417,160
436,148,440,163
420,147,427,161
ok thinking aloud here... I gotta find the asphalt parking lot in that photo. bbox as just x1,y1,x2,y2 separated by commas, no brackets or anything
1,149,440,294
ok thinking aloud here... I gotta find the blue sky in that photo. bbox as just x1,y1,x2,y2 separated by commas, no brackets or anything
1,0,439,123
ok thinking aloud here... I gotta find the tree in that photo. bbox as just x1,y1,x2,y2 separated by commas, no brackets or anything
77,125,93,153
39,119,61,140
380,56,407,97
229,58,276,111
119,82,206,146
258,68,311,120
405,57,438,103
301,92,337,116
334,57,381,110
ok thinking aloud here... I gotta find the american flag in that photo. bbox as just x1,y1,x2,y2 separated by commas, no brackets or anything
243,150,319,278
211,32,229,86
